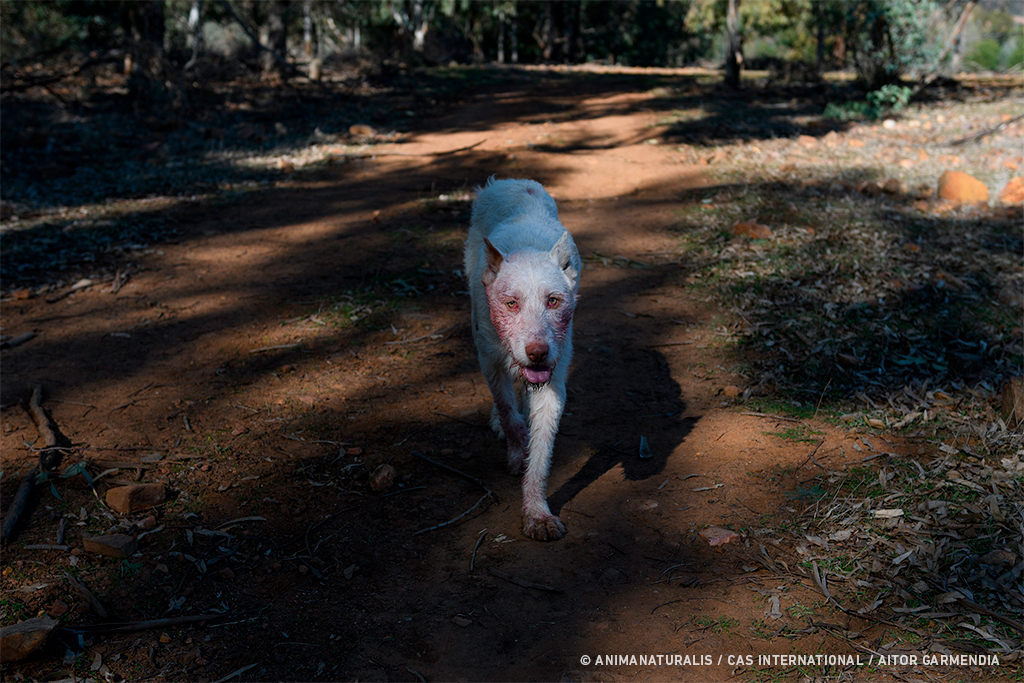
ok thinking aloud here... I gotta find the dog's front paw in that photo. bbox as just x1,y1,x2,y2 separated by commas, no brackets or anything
522,513,566,541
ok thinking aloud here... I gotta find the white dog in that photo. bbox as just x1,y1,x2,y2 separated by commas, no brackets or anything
464,178,581,541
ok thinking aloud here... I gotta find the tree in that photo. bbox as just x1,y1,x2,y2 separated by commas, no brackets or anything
725,0,742,87
260,0,290,79
390,0,436,53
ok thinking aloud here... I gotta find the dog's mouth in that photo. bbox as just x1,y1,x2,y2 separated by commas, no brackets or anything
520,365,553,385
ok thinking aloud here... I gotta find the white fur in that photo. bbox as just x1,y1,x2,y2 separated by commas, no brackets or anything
465,178,581,541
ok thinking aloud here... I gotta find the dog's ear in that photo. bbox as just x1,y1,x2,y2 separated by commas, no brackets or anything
549,232,579,286
482,237,503,287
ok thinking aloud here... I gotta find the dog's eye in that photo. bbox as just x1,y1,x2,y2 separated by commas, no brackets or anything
505,300,518,311
547,297,560,308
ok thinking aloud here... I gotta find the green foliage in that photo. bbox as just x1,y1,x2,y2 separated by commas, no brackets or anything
824,84,912,121
844,0,941,88
966,38,1001,71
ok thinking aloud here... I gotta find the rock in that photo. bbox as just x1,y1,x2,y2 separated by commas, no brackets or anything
369,464,396,492
998,177,1023,204
700,527,740,547
12,288,32,300
796,135,817,149
730,220,772,240
882,178,906,195
723,385,742,398
49,599,70,616
858,180,883,197
917,148,929,162
598,568,629,586
980,549,1018,568
1001,377,1024,427
217,567,235,581
847,138,865,148
452,616,472,627
937,171,988,205
999,282,1024,309
278,159,295,173
105,483,166,514
83,534,138,558
349,124,375,137
882,119,896,129
0,617,58,662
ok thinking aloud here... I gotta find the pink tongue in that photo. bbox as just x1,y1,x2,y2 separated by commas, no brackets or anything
522,366,552,384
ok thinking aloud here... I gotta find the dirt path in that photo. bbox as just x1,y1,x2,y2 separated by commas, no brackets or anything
1,74,1001,682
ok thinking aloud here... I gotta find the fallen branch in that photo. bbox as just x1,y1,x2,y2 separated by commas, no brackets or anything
413,492,492,535
1,468,37,544
487,567,562,593
470,529,487,571
0,331,36,349
26,386,73,471
65,612,226,635
66,574,109,618
949,112,1024,147
411,451,498,502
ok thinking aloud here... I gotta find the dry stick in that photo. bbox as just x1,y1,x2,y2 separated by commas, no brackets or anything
411,451,498,502
66,574,109,618
487,567,562,593
430,409,487,428
470,530,488,571
949,112,1024,147
740,411,803,423
3,387,72,542
413,492,492,536
384,324,459,345
0,331,36,349
66,612,226,635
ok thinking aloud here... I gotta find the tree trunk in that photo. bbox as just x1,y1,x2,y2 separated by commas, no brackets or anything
261,0,289,79
303,0,314,57
816,0,825,74
542,1,553,63
511,15,518,63
186,0,204,70
565,0,582,64
724,0,742,88
498,10,505,65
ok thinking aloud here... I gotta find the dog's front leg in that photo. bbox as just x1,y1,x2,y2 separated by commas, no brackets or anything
521,382,567,541
483,362,529,474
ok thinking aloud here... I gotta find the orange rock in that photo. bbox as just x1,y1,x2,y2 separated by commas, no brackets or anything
917,148,929,161
998,177,1023,205
883,178,906,195
859,180,883,197
848,138,865,148
937,171,988,205
730,220,772,240
797,134,818,149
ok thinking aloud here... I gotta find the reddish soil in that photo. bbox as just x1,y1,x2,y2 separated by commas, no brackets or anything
0,73,1006,682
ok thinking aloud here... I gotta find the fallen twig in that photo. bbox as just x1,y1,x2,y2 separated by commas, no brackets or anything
430,410,487,428
0,331,36,349
2,469,38,544
384,324,458,345
949,112,1024,147
26,386,73,471
249,342,302,354
67,574,109,618
470,529,487,571
740,411,803,423
212,661,260,683
413,492,492,535
66,612,226,635
411,451,497,502
487,567,562,593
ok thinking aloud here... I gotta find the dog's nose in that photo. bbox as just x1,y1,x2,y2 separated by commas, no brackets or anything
525,341,549,364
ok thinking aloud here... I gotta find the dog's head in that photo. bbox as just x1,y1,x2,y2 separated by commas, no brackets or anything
482,233,579,386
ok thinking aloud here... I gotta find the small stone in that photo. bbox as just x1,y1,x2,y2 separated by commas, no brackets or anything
699,526,740,547
0,617,58,662
217,567,235,580
278,159,295,173
796,134,817,149
847,138,865,148
730,220,772,239
882,119,896,129
105,483,166,514
723,385,742,398
882,178,905,195
12,288,31,300
452,616,472,627
83,534,138,558
345,447,363,456
937,171,988,205
155,563,170,574
159,633,172,644
980,549,1018,568
369,464,396,492
998,177,1023,205
49,599,70,616
858,180,883,197
349,124,375,137
598,568,629,586
917,148,929,161
137,515,158,530
343,564,357,580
